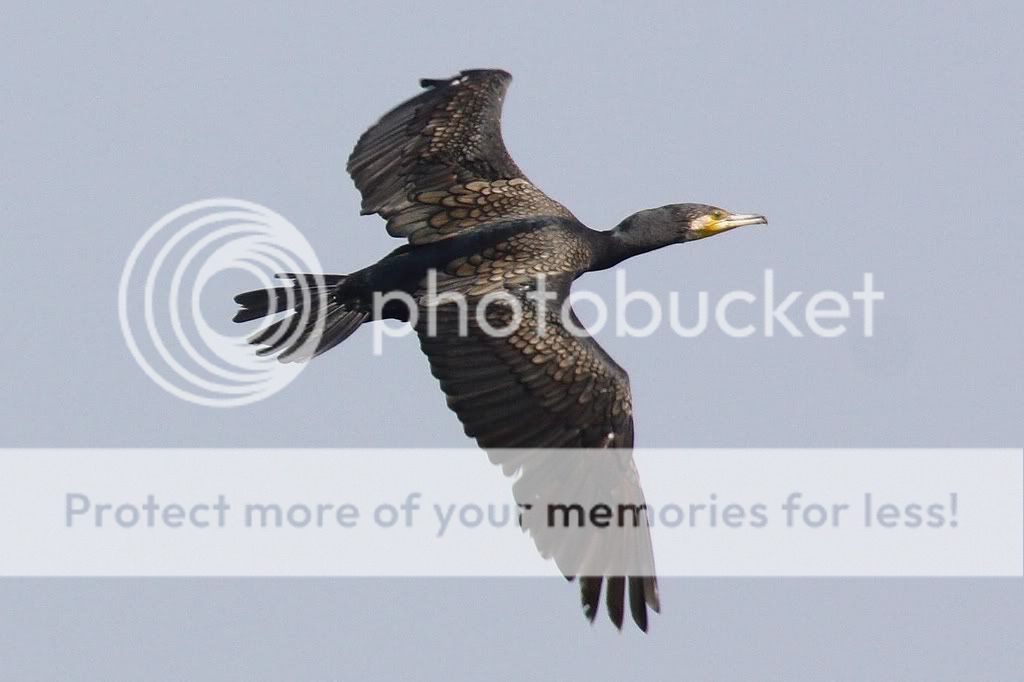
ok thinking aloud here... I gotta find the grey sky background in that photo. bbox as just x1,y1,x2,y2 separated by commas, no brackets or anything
2,2,1022,679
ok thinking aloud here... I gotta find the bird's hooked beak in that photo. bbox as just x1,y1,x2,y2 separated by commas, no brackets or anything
705,212,768,235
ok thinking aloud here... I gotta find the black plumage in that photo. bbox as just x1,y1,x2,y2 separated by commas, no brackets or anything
234,69,765,631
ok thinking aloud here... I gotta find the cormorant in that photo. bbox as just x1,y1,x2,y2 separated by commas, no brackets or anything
234,69,766,631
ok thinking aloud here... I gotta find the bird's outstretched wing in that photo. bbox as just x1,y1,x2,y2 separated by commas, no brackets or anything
347,69,574,245
417,275,633,450
414,269,660,630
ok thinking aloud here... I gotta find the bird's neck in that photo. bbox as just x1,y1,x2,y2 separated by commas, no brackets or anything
590,220,675,271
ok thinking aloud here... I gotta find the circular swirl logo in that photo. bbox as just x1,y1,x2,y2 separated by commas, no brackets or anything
118,198,324,407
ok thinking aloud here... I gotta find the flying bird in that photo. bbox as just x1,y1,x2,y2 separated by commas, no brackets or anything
234,69,766,631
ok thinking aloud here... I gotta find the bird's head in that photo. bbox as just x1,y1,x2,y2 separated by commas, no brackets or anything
664,203,768,242
609,204,767,260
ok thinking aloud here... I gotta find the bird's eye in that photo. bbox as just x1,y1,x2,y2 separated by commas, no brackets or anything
711,210,725,220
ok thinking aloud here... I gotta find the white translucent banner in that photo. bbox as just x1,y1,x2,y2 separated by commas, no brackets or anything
0,448,1020,576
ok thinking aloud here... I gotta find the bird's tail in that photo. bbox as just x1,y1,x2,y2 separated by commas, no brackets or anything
233,273,368,362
